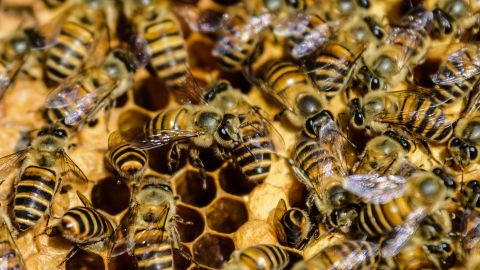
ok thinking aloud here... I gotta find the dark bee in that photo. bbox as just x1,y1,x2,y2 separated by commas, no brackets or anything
222,244,289,270
273,198,312,250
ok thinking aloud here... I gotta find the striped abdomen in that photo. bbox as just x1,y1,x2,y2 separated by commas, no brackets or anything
281,209,310,249
395,244,437,270
0,240,22,270
312,42,355,97
109,143,148,180
265,61,313,105
287,13,332,57
236,244,289,270
358,197,412,236
390,27,429,62
295,241,377,270
294,138,343,181
395,95,453,143
60,206,113,244
232,117,273,183
45,19,96,85
145,107,190,136
134,227,173,270
215,28,258,71
143,14,188,89
14,165,57,231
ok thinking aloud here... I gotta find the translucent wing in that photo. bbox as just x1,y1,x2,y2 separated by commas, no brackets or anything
0,216,26,270
0,58,24,99
381,208,427,257
172,68,209,105
273,199,288,245
109,205,138,258
333,241,378,269
109,128,204,150
432,44,480,85
465,222,480,250
60,151,88,183
343,174,407,204
0,149,29,184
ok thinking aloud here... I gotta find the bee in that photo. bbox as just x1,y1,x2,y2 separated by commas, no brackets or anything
204,80,275,183
335,15,385,48
44,2,109,86
309,41,366,99
424,239,460,269
0,125,88,231
106,131,148,184
261,60,327,136
432,0,480,40
393,242,438,270
44,49,135,130
292,240,378,270
127,0,190,90
462,179,480,212
110,176,179,270
354,130,416,176
46,191,114,264
222,244,290,270
273,198,312,250
0,216,25,270
349,89,454,144
357,8,432,91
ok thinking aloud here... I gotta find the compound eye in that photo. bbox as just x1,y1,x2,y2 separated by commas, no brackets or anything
53,129,67,137
353,111,364,126
357,0,369,8
371,77,380,90
450,138,462,147
469,146,478,160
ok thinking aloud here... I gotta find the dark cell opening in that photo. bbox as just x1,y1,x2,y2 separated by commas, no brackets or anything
413,58,441,88
176,204,205,242
175,170,216,207
133,77,170,111
148,145,187,175
193,233,235,268
219,163,257,196
66,249,105,270
199,147,225,172
91,177,130,215
288,179,309,210
117,109,151,135
206,197,248,233
173,244,192,270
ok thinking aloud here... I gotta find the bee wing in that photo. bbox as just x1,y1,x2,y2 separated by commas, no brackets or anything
333,241,378,269
343,174,407,204
432,45,480,85
0,149,29,184
109,128,204,150
109,206,137,258
60,151,88,183
0,216,26,270
0,58,25,99
273,199,288,245
381,208,427,257
173,68,210,105
44,73,90,108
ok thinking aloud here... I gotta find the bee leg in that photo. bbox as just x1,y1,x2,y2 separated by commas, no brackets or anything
189,148,207,189
167,142,183,173
57,246,79,268
419,140,441,165
274,109,286,121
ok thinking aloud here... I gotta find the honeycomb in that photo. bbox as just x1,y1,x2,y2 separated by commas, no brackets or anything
0,0,479,269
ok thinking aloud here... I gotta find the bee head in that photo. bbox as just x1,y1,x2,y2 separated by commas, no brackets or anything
463,180,480,210
448,137,478,167
304,110,334,139
432,167,457,191
349,98,365,128
204,80,232,103
216,113,241,146
37,126,68,138
363,16,384,40
384,130,412,152
433,8,454,35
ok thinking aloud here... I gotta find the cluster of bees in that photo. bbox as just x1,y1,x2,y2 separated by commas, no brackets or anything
2,0,480,269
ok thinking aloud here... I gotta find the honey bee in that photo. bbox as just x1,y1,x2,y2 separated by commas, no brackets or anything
393,241,438,270
354,130,416,176
462,179,480,212
222,244,290,270
292,240,378,270
432,0,480,40
357,8,433,91
261,60,327,135
127,0,190,90
0,216,25,269
424,238,460,269
0,125,88,231
273,198,312,250
335,15,385,49
106,131,148,184
43,2,110,86
110,176,180,270
46,191,114,263
344,171,450,256
44,49,135,130
204,80,275,183
349,89,454,144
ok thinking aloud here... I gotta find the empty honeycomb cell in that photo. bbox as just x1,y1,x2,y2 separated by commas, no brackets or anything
219,163,257,196
133,77,170,111
187,35,217,71
176,204,205,243
199,148,224,172
288,179,309,209
91,177,131,215
175,170,216,207
114,92,129,108
192,233,235,268
148,145,187,175
285,250,304,269
212,0,241,5
107,252,138,270
206,197,248,233
65,249,105,270
173,245,192,270
117,109,151,135
413,58,441,87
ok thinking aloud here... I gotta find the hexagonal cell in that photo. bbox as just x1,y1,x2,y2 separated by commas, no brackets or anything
91,177,131,215
219,164,257,196
117,109,151,135
413,58,440,87
108,252,137,270
199,148,224,172
193,233,235,268
288,179,308,209
206,197,248,234
133,77,170,111
149,145,187,175
114,91,129,108
66,249,104,270
175,170,216,207
177,204,205,243
285,250,304,270
173,244,192,270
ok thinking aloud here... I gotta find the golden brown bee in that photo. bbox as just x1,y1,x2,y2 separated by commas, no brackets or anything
393,241,438,270
462,179,480,212
432,0,480,40
0,125,88,232
273,198,312,250
0,216,25,269
44,49,135,130
292,240,378,270
110,176,179,270
349,89,454,144
354,130,416,176
357,8,432,91
335,15,385,46
222,244,290,270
